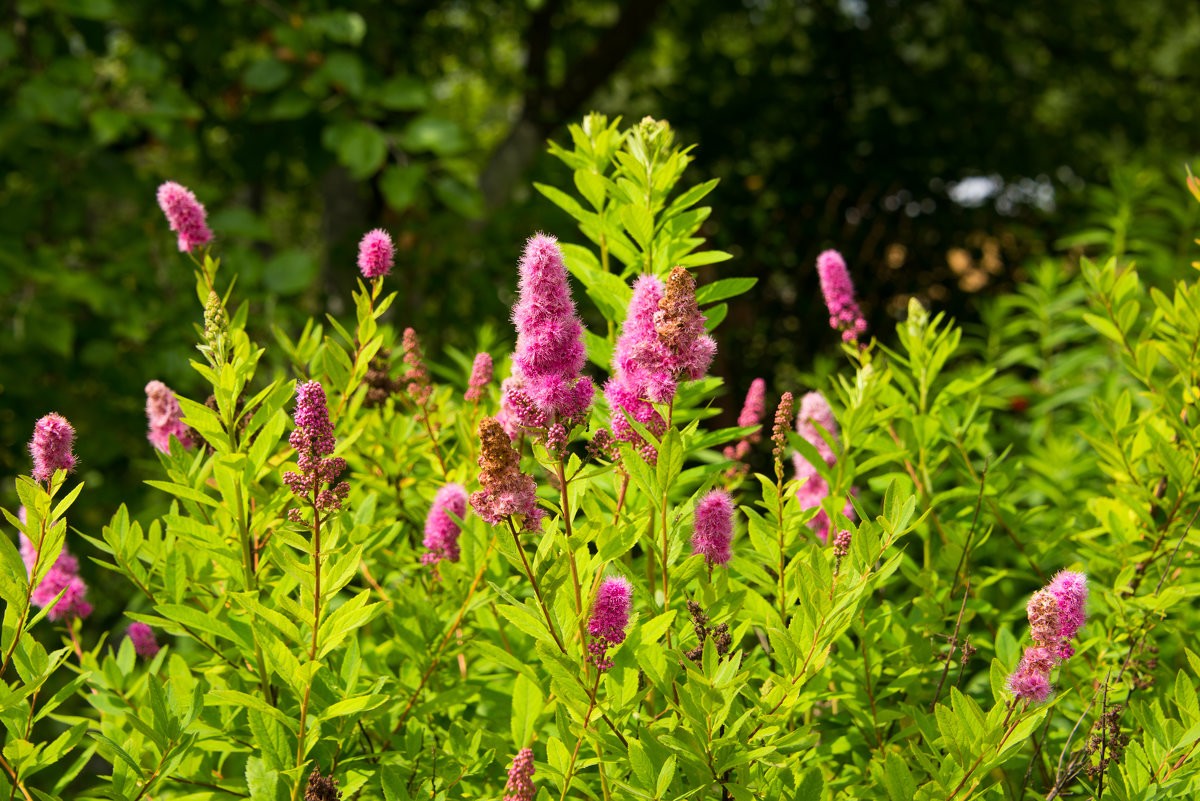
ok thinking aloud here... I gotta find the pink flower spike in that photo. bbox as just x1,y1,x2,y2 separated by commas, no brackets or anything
156,181,213,253
737,378,767,433
357,228,394,279
127,622,161,659
692,489,735,567
794,391,839,467
465,352,494,402
816,249,867,342
587,576,633,670
1048,570,1088,656
422,483,469,566
30,413,77,484
1007,649,1053,703
145,381,195,453
653,267,716,400
282,381,349,521
504,748,536,801
509,233,593,427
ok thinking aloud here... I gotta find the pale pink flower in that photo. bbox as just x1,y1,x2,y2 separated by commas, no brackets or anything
465,352,494,402
422,483,468,566
691,489,735,567
30,413,77,484
816,249,867,343
145,381,194,453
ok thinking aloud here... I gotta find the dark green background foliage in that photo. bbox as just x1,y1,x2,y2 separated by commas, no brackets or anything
2,1,1198,530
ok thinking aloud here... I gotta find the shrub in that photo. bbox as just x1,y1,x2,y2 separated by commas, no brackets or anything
2,115,1199,800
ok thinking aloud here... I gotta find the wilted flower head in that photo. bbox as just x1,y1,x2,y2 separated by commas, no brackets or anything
833,529,852,573
145,381,195,453
470,417,543,531
156,181,213,253
30,413,77,484
692,489,735,567
19,532,92,622
653,266,716,399
816,249,867,343
507,233,594,427
422,483,469,567
465,352,494,403
126,622,161,659
282,381,348,521
357,228,394,279
771,392,794,478
401,328,432,406
587,576,633,670
504,748,536,801
303,768,341,801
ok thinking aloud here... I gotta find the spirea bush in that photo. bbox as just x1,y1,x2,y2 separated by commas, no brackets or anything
3,114,1200,801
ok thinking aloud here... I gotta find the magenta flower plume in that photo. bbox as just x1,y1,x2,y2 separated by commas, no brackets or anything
504,748,536,801
692,489,735,567
792,392,855,542
506,233,594,429
604,276,669,462
30,413,77,484
282,381,349,522
1048,570,1089,657
651,267,717,401
19,532,92,621
465,352,494,403
156,181,213,253
724,378,767,463
127,622,161,659
145,381,195,453
1007,572,1089,704
422,483,468,566
816,249,867,343
587,576,633,670
357,228,394,279
470,417,543,531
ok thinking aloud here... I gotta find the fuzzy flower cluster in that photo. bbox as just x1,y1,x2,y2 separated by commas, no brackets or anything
30,413,78,485
816,250,867,343
465,352,494,403
724,378,766,464
282,381,348,522
357,228,394,279
401,328,432,406
604,275,669,462
503,748,536,801
504,234,594,432
156,181,213,253
1007,571,1089,703
19,526,92,622
126,622,161,659
793,392,856,542
833,529,852,574
145,381,195,453
470,417,543,531
587,576,632,670
652,266,716,400
422,483,468,568
692,489,735,567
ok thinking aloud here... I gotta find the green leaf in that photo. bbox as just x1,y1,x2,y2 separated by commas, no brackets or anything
380,164,426,211
696,277,757,305
510,672,544,747
334,121,387,179
263,249,319,296
375,76,429,110
433,176,483,219
402,115,466,155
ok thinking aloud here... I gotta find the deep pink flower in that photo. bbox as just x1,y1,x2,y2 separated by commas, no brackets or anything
604,374,667,464
30,413,77,484
465,352,494,402
19,532,92,622
422,483,468,566
604,276,669,461
145,381,194,453
587,576,633,670
127,622,161,659
283,382,348,521
504,748,536,801
692,489,735,567
792,392,855,542
357,228,394,279
724,378,767,462
1048,570,1089,658
507,233,594,427
156,181,213,253
1007,649,1054,703
816,249,867,343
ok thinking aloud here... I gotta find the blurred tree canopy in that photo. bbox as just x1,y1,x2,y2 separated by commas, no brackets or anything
2,0,1199,529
